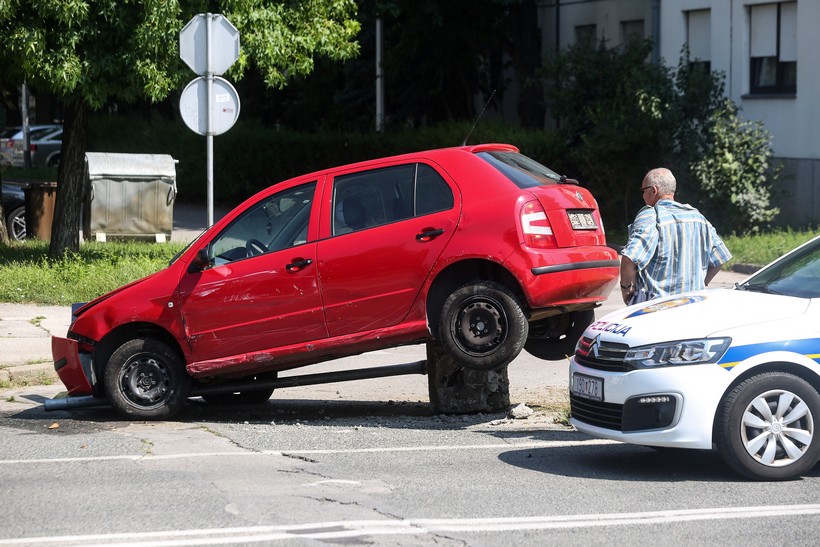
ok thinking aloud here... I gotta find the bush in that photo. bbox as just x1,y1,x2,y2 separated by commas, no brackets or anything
691,100,779,234
538,40,777,235
87,116,567,207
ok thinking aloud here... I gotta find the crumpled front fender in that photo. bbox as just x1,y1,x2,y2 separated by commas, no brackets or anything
52,336,94,396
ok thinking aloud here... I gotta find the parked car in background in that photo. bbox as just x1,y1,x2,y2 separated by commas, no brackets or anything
53,143,620,419
0,127,20,167
570,235,820,481
10,124,62,168
1,181,26,240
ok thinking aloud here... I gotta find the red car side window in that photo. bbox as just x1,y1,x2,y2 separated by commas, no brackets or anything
210,182,316,264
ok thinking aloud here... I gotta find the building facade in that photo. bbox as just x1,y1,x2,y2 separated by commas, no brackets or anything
537,0,818,226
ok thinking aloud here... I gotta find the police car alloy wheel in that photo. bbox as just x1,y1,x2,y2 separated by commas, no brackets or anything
715,372,820,481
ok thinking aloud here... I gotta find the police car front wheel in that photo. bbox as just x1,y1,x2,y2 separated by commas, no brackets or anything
716,372,820,481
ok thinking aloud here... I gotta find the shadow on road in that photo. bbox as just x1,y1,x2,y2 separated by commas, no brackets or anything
498,442,820,483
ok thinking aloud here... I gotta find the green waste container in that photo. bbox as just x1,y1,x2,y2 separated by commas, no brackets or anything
24,181,57,240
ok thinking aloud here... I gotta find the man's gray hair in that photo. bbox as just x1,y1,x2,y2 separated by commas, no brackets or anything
643,168,676,195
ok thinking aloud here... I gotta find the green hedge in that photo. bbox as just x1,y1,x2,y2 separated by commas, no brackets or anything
87,115,567,208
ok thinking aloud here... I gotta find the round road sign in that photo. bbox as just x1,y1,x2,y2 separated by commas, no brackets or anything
179,76,241,136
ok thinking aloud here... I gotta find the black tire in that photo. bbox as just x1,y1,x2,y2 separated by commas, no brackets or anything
203,388,274,405
6,206,25,241
104,338,191,420
437,281,528,371
715,372,820,481
524,309,594,361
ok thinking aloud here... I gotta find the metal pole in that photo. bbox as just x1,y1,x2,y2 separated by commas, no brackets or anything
206,13,215,227
21,81,31,169
651,0,661,64
375,16,385,132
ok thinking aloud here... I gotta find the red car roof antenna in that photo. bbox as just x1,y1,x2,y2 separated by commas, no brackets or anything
461,89,497,147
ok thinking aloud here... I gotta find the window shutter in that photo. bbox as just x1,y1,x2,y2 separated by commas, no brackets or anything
687,10,711,61
780,2,797,62
750,3,777,58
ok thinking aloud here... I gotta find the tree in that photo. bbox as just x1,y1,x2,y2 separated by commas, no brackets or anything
0,0,359,257
539,40,775,231
691,100,779,234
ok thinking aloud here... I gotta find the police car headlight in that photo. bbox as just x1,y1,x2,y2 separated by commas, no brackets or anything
624,337,731,368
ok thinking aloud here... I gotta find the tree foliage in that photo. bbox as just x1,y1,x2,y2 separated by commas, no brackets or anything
539,39,777,234
692,100,779,234
231,0,544,132
0,0,360,256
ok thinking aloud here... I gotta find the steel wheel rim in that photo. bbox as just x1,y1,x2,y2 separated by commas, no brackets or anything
451,295,507,356
740,388,814,468
119,353,172,408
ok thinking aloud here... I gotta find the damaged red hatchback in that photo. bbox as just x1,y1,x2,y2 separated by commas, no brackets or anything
52,144,619,418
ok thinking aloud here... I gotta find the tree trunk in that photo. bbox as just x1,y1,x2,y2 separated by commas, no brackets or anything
0,199,8,244
48,96,89,258
0,167,8,243
510,0,545,129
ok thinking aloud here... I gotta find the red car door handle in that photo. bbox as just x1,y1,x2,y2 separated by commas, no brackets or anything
416,228,445,242
286,258,313,272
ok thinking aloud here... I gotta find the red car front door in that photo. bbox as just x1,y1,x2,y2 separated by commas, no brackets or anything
176,182,326,364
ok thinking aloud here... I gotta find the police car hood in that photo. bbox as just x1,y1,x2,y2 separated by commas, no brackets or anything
586,288,810,346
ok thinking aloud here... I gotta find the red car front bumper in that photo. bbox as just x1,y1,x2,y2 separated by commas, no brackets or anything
52,336,94,396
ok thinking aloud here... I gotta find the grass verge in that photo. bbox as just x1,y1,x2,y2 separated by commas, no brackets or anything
0,228,819,306
0,239,187,305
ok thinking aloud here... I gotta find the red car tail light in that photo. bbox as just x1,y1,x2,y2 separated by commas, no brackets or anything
520,199,557,248
29,143,38,151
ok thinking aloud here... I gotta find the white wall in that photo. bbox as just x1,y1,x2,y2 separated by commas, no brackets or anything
539,0,653,49
660,0,818,161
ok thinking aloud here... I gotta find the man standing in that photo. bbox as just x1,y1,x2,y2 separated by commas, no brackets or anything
620,168,732,305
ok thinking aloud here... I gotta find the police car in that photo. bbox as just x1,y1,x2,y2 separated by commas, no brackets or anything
569,235,820,481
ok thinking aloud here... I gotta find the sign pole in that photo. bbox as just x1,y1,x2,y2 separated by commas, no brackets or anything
179,13,240,228
206,14,215,227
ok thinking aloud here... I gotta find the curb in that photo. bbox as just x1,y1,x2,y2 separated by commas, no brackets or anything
730,263,762,275
0,361,58,386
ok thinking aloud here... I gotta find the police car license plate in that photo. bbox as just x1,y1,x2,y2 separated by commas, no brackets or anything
571,373,603,401
568,211,597,230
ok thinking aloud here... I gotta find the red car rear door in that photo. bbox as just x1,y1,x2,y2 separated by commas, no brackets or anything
316,162,460,337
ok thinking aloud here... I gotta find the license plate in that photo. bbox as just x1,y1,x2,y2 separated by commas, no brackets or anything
568,211,597,230
571,373,603,401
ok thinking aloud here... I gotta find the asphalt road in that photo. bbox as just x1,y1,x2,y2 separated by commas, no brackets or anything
2,207,783,545
1,384,819,545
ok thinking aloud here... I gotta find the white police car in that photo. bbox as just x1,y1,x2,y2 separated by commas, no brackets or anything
569,235,820,481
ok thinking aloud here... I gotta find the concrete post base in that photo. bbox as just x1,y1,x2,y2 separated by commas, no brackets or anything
426,342,510,414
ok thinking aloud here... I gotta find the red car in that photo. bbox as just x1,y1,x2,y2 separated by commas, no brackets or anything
52,144,619,418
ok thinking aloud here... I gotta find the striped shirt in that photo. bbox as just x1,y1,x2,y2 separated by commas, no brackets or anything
621,199,732,299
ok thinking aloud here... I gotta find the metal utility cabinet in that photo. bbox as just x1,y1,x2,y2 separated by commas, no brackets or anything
83,152,177,242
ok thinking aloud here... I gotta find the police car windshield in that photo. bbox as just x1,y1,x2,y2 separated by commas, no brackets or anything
741,237,820,298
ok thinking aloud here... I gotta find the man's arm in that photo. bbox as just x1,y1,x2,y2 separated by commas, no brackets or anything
620,256,638,304
705,264,722,286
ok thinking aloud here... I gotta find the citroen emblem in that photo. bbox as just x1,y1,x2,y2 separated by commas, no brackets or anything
590,334,601,358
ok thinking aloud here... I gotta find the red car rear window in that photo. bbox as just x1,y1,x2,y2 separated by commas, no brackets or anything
476,151,562,189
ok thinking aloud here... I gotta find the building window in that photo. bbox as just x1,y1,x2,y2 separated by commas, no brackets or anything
686,9,711,73
620,19,644,43
750,2,796,95
575,24,596,45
